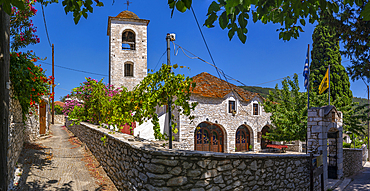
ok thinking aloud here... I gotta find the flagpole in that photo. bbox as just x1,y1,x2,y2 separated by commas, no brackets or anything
306,44,310,154
328,64,330,105
307,44,310,109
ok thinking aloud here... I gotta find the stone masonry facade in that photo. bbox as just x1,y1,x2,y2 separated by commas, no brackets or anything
108,12,149,91
67,121,311,191
307,106,344,189
178,94,271,153
7,89,50,188
343,146,368,177
7,90,25,188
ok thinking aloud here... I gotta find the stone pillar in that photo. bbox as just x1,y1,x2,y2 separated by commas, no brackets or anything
307,105,344,189
307,106,328,189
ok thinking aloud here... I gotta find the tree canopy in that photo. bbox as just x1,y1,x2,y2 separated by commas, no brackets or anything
3,0,369,81
310,22,353,108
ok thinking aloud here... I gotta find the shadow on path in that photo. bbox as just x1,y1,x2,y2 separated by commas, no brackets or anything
14,124,117,191
344,162,370,191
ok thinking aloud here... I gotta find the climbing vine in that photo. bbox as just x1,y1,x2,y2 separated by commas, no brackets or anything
66,64,198,140
10,52,54,121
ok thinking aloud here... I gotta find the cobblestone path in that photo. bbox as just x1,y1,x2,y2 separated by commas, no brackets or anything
14,124,117,191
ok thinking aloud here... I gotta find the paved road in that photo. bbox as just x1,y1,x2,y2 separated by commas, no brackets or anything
344,162,370,191
15,124,117,191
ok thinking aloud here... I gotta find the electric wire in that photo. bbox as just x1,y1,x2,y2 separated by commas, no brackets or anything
173,42,356,97
190,6,222,79
153,50,167,71
37,61,108,77
41,4,52,47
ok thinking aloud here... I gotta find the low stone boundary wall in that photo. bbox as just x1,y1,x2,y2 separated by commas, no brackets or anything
54,114,65,124
343,146,367,177
67,120,311,190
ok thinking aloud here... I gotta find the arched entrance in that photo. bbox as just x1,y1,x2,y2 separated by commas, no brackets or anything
194,122,224,152
261,126,272,149
235,125,251,152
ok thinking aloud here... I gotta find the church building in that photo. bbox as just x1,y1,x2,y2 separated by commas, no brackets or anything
107,10,277,153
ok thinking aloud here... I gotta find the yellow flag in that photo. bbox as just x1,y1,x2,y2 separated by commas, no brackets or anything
319,68,329,94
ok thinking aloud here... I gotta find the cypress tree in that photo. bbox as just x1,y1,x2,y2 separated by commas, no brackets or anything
309,23,353,108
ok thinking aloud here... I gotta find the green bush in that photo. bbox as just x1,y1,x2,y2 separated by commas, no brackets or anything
343,142,351,148
54,105,63,115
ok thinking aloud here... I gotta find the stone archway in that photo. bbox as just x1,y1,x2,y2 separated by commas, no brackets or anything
261,126,272,150
235,125,252,152
194,122,224,153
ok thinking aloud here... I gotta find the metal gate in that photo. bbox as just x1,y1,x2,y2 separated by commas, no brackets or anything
327,131,338,179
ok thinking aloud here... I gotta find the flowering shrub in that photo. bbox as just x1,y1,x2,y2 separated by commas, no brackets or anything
66,64,198,140
10,51,54,121
62,98,82,116
10,0,40,51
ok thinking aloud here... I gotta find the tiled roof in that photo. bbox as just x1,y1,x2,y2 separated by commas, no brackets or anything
107,11,150,36
191,72,262,102
55,101,65,107
115,10,140,19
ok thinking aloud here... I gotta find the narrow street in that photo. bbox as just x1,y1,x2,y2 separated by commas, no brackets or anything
14,124,117,191
344,162,370,191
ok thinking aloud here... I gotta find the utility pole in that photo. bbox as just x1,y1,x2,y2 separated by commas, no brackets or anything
52,44,54,124
0,5,10,190
166,33,175,149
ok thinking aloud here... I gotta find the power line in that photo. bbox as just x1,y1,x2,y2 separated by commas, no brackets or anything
37,61,108,77
190,6,222,80
41,4,52,47
153,50,167,71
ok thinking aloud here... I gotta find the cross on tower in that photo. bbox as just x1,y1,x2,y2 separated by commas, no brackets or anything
124,0,132,10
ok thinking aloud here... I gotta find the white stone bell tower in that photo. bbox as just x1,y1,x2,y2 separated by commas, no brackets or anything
107,11,150,91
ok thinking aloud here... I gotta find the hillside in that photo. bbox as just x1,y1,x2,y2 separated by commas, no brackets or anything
239,86,368,106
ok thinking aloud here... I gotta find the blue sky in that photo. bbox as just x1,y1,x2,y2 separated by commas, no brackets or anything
20,0,368,100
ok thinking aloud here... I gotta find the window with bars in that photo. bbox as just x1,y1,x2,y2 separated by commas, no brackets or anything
253,103,258,115
124,62,133,77
122,30,135,50
229,100,236,113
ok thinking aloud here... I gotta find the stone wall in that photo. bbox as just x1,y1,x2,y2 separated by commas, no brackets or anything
343,146,367,177
54,114,66,124
67,120,312,191
179,94,271,153
7,90,25,188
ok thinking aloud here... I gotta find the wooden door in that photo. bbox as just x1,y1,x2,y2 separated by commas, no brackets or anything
194,123,223,153
202,129,210,151
211,131,220,152
236,127,250,152
261,126,271,149
39,101,46,134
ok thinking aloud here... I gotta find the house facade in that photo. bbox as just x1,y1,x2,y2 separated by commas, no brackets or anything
108,10,272,153
176,72,271,153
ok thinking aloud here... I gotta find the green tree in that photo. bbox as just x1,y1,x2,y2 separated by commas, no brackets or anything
309,23,353,108
326,2,370,83
263,74,307,141
262,73,335,142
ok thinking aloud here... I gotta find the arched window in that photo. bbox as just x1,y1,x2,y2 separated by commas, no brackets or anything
124,62,134,77
122,30,135,50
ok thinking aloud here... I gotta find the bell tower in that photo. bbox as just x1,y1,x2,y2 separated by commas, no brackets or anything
107,11,150,91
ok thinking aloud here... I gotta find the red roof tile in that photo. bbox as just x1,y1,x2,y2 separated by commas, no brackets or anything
191,72,262,102
55,101,65,107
